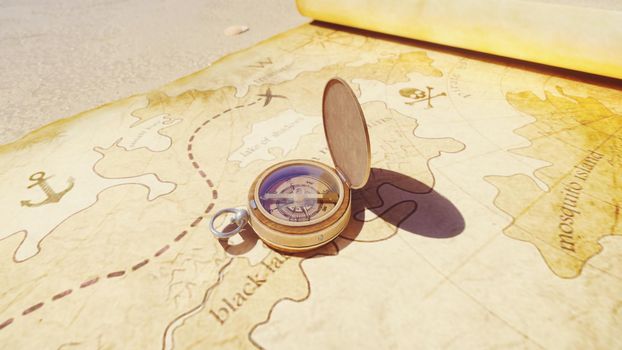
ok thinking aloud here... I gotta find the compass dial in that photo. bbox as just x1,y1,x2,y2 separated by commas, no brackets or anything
257,163,343,226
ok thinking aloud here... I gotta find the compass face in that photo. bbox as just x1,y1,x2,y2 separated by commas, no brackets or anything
257,163,343,226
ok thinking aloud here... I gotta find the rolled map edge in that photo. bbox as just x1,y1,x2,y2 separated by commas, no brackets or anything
296,0,622,80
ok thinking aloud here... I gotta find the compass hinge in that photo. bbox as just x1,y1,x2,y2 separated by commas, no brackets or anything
335,167,350,188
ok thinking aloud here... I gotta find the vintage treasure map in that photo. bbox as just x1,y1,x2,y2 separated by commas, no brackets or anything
1,3,621,349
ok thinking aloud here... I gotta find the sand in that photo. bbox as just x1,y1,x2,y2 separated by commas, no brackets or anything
0,0,305,144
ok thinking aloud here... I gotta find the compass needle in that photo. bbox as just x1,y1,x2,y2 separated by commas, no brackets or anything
258,168,341,224
261,191,338,203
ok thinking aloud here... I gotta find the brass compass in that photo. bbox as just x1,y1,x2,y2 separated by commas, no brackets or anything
209,78,371,252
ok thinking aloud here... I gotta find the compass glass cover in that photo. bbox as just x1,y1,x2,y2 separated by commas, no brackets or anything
258,164,342,225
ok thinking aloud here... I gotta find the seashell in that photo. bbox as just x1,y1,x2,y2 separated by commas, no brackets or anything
224,25,249,36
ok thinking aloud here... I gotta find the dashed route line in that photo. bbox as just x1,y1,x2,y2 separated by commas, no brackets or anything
0,95,264,332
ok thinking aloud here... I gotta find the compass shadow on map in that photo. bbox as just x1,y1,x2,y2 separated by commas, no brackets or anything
343,168,464,242
218,224,259,256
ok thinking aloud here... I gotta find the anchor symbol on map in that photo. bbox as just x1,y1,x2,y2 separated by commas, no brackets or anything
20,171,75,207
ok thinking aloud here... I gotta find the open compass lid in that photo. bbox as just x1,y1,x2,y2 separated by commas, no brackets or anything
322,78,371,190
